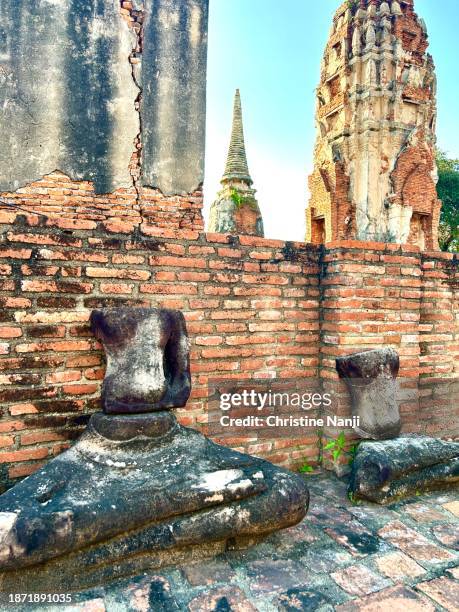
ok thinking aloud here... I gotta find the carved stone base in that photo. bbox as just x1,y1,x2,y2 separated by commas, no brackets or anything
349,435,459,504
0,413,308,591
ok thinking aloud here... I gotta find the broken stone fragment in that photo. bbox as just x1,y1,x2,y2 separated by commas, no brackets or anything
336,348,401,440
349,435,459,504
90,308,191,414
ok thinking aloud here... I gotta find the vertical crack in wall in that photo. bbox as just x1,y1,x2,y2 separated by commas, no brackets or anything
120,1,144,208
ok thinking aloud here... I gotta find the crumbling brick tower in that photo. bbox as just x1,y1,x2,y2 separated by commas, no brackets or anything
208,90,264,236
306,0,441,250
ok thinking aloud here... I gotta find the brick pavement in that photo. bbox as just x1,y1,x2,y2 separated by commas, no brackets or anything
9,472,457,612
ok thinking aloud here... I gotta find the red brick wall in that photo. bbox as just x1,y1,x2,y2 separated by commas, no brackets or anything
0,214,457,487
0,211,320,489
419,251,459,435
319,240,459,470
390,143,441,250
0,171,204,231
393,1,428,60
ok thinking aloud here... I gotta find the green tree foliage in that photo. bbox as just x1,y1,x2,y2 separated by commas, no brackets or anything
436,150,459,252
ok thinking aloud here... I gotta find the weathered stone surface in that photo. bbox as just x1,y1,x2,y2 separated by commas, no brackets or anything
403,502,446,523
431,523,459,551
378,520,457,564
331,564,391,597
277,588,332,611
0,0,138,194
245,559,310,595
90,308,191,414
0,411,308,590
188,586,257,612
335,585,436,612
336,348,401,440
67,599,107,612
375,551,425,581
349,435,459,504
443,501,459,518
183,559,236,586
208,190,264,237
324,523,385,558
12,471,456,609
417,577,459,611
446,566,459,580
148,576,181,612
141,0,208,195
0,0,208,196
300,546,352,573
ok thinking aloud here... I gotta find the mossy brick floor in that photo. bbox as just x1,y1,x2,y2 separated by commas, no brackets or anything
5,473,459,612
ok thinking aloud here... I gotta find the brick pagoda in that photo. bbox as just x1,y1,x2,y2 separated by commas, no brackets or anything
306,0,441,250
208,90,264,236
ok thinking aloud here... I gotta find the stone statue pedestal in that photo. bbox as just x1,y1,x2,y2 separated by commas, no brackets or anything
349,435,459,504
0,309,308,591
337,348,459,503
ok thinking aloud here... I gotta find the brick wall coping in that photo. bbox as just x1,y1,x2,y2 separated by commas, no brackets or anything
1,211,456,260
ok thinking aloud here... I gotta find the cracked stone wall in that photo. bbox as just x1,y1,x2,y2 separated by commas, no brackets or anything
141,0,208,196
306,0,441,250
0,0,208,229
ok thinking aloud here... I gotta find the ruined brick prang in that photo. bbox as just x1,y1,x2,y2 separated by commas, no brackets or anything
307,0,441,251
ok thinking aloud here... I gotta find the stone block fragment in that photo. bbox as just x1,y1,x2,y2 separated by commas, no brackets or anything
90,308,191,413
349,435,459,504
336,348,401,440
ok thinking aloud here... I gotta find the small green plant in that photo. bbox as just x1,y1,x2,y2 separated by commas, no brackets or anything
299,463,314,474
229,189,257,210
324,433,360,466
347,490,362,506
347,443,359,466
324,431,347,463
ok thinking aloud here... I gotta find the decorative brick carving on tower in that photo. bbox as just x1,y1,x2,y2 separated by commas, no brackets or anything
208,90,264,236
306,0,441,250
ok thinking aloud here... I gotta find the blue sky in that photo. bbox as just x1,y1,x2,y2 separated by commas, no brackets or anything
204,0,459,240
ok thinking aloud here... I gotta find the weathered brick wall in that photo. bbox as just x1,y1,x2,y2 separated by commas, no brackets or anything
419,251,459,435
0,211,320,489
0,214,457,487
0,171,204,231
389,143,441,251
319,240,459,470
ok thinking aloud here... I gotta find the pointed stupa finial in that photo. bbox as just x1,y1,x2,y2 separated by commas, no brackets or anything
208,89,264,237
222,89,252,185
